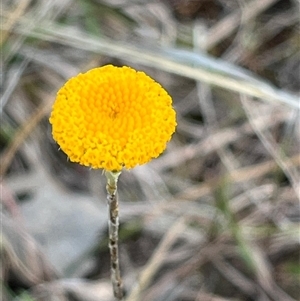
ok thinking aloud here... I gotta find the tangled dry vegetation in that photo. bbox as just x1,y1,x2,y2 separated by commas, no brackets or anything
1,0,299,300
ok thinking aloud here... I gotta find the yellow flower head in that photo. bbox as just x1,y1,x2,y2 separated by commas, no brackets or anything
49,65,176,171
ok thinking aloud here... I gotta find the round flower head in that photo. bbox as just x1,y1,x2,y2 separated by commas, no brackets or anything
49,65,176,171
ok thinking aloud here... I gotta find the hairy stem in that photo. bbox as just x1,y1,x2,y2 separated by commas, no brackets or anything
105,170,123,300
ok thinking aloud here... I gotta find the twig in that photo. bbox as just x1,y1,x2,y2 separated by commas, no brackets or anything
105,170,123,300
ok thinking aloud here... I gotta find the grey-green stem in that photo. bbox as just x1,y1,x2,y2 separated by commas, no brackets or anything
105,170,123,300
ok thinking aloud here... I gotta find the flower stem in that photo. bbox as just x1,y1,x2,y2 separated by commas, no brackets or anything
105,170,123,300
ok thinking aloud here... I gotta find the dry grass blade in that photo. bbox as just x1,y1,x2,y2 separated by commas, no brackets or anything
1,0,31,44
207,0,279,49
125,217,186,301
249,244,297,301
1,212,58,287
240,95,300,200
151,107,299,171
8,20,300,109
30,279,113,301
212,255,257,297
176,154,300,201
0,98,53,178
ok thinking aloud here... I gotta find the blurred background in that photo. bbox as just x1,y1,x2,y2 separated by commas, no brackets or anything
1,0,299,300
